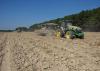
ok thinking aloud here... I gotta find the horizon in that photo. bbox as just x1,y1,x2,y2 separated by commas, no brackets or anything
0,0,100,30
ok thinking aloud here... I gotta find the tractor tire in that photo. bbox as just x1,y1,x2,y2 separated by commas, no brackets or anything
56,31,61,38
65,31,75,39
80,35,84,39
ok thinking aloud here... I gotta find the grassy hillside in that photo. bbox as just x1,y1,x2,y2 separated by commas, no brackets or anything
29,7,100,32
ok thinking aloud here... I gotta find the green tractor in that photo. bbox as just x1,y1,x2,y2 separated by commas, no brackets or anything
56,20,84,39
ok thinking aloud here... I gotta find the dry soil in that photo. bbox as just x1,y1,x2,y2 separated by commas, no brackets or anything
0,32,100,71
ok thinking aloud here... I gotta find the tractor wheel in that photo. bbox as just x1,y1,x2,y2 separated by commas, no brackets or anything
56,31,61,38
65,31,75,39
65,31,70,39
80,35,84,39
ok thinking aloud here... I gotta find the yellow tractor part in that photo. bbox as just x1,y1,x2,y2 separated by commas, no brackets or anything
56,32,61,38
65,32,70,39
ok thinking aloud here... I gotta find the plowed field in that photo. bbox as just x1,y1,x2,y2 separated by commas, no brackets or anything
0,32,100,71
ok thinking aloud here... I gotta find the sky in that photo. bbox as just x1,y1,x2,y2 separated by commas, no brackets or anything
0,0,100,30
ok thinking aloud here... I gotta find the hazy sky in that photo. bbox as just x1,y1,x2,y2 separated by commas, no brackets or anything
0,0,100,30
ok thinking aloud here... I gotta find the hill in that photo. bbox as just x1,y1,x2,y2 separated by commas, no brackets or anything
29,7,100,32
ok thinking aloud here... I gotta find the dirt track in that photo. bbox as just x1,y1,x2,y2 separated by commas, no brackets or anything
0,32,100,71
